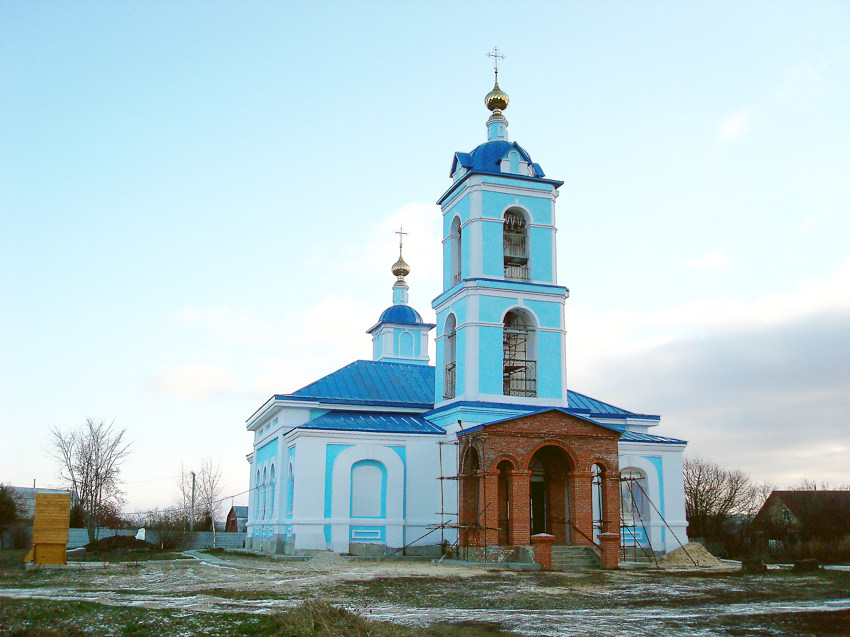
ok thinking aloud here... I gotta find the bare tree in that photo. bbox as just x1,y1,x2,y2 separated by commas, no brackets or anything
683,456,772,540
197,459,223,543
50,418,131,542
789,478,850,491
176,459,223,533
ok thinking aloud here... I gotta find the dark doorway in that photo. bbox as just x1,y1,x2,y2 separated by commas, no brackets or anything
531,481,546,534
527,446,573,544
497,460,512,545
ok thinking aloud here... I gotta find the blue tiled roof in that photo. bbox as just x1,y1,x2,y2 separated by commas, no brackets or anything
379,304,423,325
284,360,434,407
300,411,445,435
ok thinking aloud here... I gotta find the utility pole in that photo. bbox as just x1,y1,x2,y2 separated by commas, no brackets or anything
190,471,196,532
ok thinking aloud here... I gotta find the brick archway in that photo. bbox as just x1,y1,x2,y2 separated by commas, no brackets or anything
457,409,622,568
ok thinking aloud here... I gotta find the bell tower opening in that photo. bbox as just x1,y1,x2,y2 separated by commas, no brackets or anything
502,308,536,398
443,314,457,400
503,209,529,281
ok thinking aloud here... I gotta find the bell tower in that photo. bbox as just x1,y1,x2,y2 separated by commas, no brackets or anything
429,61,569,427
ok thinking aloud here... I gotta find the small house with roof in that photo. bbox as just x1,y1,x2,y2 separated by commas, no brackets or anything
244,69,688,567
225,506,248,532
752,490,850,544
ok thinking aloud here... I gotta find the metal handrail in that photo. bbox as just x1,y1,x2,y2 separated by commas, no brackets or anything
568,520,601,549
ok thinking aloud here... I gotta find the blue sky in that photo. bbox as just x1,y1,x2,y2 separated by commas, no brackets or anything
2,2,848,514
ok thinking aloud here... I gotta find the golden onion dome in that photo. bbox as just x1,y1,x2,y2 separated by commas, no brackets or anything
392,253,410,279
485,72,509,112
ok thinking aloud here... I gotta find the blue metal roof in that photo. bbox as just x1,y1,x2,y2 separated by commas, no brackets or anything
618,430,687,445
459,407,686,444
425,392,660,421
299,411,445,435
378,304,423,325
568,391,634,415
452,141,544,178
285,360,434,407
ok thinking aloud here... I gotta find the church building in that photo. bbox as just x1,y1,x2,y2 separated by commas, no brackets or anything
244,67,688,568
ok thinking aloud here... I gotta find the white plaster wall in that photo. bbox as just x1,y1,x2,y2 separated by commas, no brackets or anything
619,443,689,554
284,431,457,554
291,436,329,550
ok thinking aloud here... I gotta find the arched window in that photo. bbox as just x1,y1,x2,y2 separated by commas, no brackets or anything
508,151,520,173
269,465,276,517
262,467,267,519
592,464,604,542
502,309,536,397
286,464,294,517
450,217,462,286
255,469,261,519
350,460,387,518
620,468,648,528
399,331,414,357
443,314,457,400
503,209,529,280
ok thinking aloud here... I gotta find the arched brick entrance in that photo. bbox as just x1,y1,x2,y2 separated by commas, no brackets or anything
457,409,622,569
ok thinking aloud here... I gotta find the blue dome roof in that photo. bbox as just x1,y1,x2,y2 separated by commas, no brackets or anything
450,141,545,178
379,304,423,325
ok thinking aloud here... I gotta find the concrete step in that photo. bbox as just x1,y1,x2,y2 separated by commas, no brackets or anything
550,545,601,570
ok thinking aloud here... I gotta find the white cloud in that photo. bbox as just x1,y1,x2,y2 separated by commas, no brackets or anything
684,250,729,271
567,256,850,487
717,108,750,142
149,364,236,400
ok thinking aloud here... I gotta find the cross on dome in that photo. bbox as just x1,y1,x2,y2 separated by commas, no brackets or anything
486,46,506,71
392,226,410,283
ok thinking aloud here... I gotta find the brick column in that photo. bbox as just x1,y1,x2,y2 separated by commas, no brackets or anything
530,533,555,570
570,470,594,546
480,470,500,548
601,471,621,535
599,532,620,570
509,470,532,546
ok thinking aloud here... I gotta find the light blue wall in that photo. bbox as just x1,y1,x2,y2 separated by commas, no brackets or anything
481,219,503,278
483,175,553,195
394,328,416,357
479,295,516,323
645,456,666,544
529,226,553,284
324,444,352,520
482,189,552,225
524,300,561,329
443,195,470,233
256,438,278,466
442,195,470,290
478,324,503,395
537,330,564,399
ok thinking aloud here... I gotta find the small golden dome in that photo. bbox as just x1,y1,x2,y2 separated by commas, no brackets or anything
392,254,410,279
485,72,509,112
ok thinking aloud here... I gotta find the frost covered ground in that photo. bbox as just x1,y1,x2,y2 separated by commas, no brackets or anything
1,549,849,636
